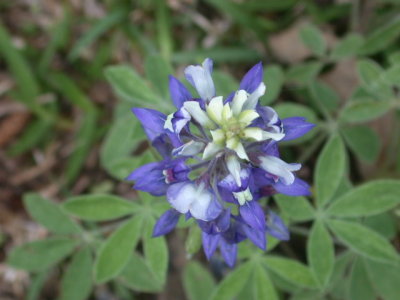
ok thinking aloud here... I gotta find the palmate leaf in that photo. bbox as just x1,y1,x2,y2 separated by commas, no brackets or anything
348,258,376,300
263,256,318,289
315,134,346,207
299,24,326,56
63,194,138,221
327,219,398,263
326,180,400,218
307,220,334,289
60,247,93,300
183,262,216,300
24,193,80,235
274,194,315,222
209,262,253,300
7,237,77,272
94,216,143,283
144,54,173,99
253,263,279,300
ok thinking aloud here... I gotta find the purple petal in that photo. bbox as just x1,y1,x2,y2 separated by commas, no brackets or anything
282,117,315,141
220,240,238,268
168,75,192,108
198,209,231,234
241,224,266,250
184,58,215,101
132,108,166,142
274,177,311,196
266,211,289,241
239,62,263,93
239,201,265,231
261,141,280,157
152,209,180,237
218,168,251,192
202,232,220,260
126,162,168,196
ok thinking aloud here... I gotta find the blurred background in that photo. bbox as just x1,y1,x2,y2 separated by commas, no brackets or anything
1,0,400,299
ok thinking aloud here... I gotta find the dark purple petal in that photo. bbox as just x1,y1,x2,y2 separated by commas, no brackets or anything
202,232,220,260
282,117,315,141
266,211,289,241
239,201,265,231
169,75,192,108
239,62,263,93
220,240,238,268
241,223,266,250
198,209,231,234
152,209,180,237
261,141,280,157
218,168,251,192
132,108,166,142
274,177,311,196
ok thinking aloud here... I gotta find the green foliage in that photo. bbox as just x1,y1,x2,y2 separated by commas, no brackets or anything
183,262,216,300
63,194,138,221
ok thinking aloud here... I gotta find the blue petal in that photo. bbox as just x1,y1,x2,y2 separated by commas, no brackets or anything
241,223,266,250
219,239,237,268
282,117,315,141
202,232,220,260
239,201,265,231
126,162,168,196
153,209,180,237
168,75,192,108
274,177,311,196
132,108,166,141
266,211,290,241
239,62,263,93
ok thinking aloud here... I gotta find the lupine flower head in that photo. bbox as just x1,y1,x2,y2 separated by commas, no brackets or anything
128,58,314,267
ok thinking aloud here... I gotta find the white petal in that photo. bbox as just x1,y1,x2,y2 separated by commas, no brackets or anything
184,58,215,101
222,103,233,121
238,110,259,126
227,138,249,161
203,142,223,160
226,155,242,187
173,140,204,156
206,96,224,124
231,90,248,115
164,113,174,131
183,101,215,129
262,130,285,141
189,190,214,220
259,155,301,185
233,187,253,205
167,182,197,214
243,127,264,141
243,82,266,110
210,129,225,144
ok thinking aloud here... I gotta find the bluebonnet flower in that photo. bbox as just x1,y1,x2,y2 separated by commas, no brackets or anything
127,58,314,267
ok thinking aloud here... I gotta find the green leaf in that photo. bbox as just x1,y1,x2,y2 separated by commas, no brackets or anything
363,257,400,300
104,65,166,110
253,263,279,300
315,134,346,207
341,125,380,162
274,194,315,222
213,71,239,97
68,9,126,60
144,55,173,99
326,180,400,218
359,16,400,55
330,33,364,60
307,221,334,288
327,219,398,263
94,216,142,283
363,213,397,240
60,248,93,300
183,262,216,300
286,61,323,85
63,194,137,221
264,256,317,289
356,59,391,98
348,258,376,300
119,253,164,292
24,193,80,234
309,80,340,113
263,65,284,104
382,64,400,86
185,225,202,255
299,24,326,56
7,237,77,271
142,218,168,284
209,262,253,300
339,100,392,123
